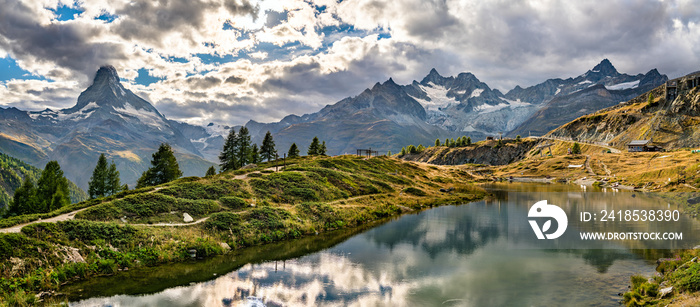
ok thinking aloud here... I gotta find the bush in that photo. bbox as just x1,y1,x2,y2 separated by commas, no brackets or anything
248,207,290,230
674,263,700,291
205,212,242,232
219,196,247,209
403,187,427,196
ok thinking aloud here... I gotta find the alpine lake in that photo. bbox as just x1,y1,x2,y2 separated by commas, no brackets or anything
64,183,700,306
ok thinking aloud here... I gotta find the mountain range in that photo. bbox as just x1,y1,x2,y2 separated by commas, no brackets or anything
0,60,668,190
194,59,667,155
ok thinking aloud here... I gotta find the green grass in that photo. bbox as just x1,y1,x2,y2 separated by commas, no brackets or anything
0,155,487,303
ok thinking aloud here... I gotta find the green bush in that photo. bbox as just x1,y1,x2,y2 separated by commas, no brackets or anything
219,196,247,209
248,207,290,230
673,263,700,291
205,212,242,232
403,187,427,196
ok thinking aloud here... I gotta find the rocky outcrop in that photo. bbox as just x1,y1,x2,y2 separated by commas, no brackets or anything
402,139,540,166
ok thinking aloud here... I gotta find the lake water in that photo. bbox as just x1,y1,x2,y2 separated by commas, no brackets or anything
67,183,699,306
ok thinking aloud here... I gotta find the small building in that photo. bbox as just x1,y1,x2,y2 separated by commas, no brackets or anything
665,71,700,102
627,140,663,152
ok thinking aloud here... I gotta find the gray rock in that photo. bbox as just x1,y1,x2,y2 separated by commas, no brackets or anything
183,213,194,223
220,242,231,251
659,286,673,297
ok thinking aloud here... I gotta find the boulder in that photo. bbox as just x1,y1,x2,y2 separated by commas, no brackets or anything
659,286,673,297
183,213,194,223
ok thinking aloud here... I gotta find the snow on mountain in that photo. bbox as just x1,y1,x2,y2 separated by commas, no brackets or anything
605,80,640,90
411,82,459,112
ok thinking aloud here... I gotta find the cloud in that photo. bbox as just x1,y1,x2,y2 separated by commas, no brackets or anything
0,0,699,128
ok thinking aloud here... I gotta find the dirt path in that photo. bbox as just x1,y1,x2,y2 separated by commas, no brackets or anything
0,207,90,234
584,155,596,176
234,166,283,180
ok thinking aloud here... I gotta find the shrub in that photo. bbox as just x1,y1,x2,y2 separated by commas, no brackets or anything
674,263,700,291
248,207,290,230
403,187,427,196
205,212,242,232
219,196,247,209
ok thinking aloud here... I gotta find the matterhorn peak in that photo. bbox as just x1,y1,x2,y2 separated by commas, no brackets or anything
92,65,121,86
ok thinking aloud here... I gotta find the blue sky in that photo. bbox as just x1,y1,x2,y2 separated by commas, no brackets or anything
0,0,698,125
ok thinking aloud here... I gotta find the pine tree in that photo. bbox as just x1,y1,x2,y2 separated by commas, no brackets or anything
9,177,38,216
466,137,472,145
417,144,425,153
444,138,449,146
219,128,238,172
288,143,300,158
250,144,261,164
516,135,522,142
308,137,321,156
435,138,441,147
407,145,417,154
387,150,392,156
137,143,183,188
205,166,217,177
36,161,69,212
260,131,277,162
107,161,121,196
572,142,581,154
122,184,129,191
449,138,456,147
401,147,406,155
88,154,109,199
320,141,327,156
235,127,252,167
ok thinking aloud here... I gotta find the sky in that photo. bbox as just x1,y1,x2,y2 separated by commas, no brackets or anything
0,0,699,126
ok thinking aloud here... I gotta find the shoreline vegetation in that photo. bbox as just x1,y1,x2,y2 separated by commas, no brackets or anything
0,155,486,305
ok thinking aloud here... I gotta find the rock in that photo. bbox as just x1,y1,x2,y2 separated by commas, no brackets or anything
687,196,700,205
659,286,673,297
220,242,231,251
183,213,194,223
64,246,86,263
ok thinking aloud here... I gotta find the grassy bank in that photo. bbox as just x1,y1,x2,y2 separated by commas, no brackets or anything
486,138,700,192
0,155,486,305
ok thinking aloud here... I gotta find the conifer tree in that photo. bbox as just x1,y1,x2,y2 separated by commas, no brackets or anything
205,166,217,177
466,137,472,145
36,161,69,212
572,142,581,154
250,144,261,164
516,135,522,142
137,143,183,188
88,154,109,199
219,128,238,172
308,136,321,156
401,147,406,155
235,127,252,167
288,143,300,158
9,177,38,216
320,141,327,156
435,139,441,147
444,138,449,146
387,150,392,156
260,131,277,162
107,161,121,196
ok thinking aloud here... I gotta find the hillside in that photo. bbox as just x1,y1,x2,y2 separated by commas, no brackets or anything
0,155,486,304
0,152,87,209
548,72,700,150
400,138,540,166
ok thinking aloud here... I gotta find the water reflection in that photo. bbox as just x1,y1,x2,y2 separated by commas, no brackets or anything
70,183,699,307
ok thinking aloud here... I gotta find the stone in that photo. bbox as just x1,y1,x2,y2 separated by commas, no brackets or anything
183,213,194,223
220,242,231,251
659,286,673,297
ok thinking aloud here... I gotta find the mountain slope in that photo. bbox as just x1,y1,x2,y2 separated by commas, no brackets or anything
507,60,667,137
0,66,214,189
0,151,87,208
547,71,700,150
